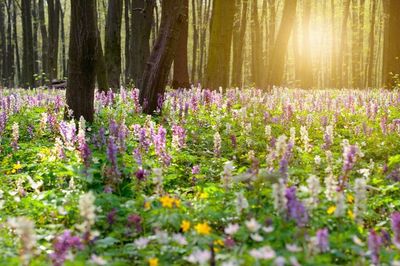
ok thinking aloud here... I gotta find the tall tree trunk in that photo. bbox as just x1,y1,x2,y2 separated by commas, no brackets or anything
139,0,186,114
38,0,48,83
21,0,35,88
366,0,376,88
231,0,248,87
250,0,263,87
5,0,14,87
124,0,130,84
337,0,350,88
267,0,276,70
205,0,236,89
172,0,189,89
32,0,39,78
128,0,155,86
48,0,60,81
359,0,365,86
12,1,20,85
190,0,197,83
0,1,5,86
300,0,313,88
351,0,361,88
60,2,67,78
66,0,97,122
96,29,109,92
105,0,123,89
267,0,297,87
383,0,400,88
330,0,336,87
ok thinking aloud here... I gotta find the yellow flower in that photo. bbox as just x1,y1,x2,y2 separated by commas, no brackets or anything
348,210,355,220
195,222,211,235
11,169,16,174
214,239,224,246
181,220,191,232
148,257,159,266
173,198,181,208
327,206,336,215
144,201,151,210
347,194,354,203
159,195,174,208
199,192,208,199
13,163,22,170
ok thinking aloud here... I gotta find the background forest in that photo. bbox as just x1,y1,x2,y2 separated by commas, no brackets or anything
0,0,399,92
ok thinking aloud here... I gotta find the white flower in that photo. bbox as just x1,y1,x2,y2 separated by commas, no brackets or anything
245,218,261,232
274,256,286,266
251,233,264,242
77,192,97,237
134,237,150,249
224,223,240,235
306,175,320,210
286,243,302,252
354,178,367,224
185,249,211,265
314,155,321,165
262,226,274,233
249,246,276,260
172,233,187,245
272,179,287,214
8,217,36,264
235,191,249,215
90,254,107,265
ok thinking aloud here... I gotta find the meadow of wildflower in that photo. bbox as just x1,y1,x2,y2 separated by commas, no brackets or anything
0,87,400,265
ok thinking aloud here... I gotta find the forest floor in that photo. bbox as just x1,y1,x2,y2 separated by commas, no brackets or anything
0,87,400,265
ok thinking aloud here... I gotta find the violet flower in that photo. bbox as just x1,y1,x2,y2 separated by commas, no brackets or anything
49,230,83,266
316,228,329,252
391,212,400,247
368,229,382,265
285,187,308,227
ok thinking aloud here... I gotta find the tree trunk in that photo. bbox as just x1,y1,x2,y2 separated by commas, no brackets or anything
13,1,20,85
21,0,35,88
38,0,48,83
66,0,97,122
351,0,361,88
139,0,186,114
205,0,236,89
60,2,67,78
383,0,400,88
0,1,5,86
267,0,276,70
172,0,189,89
330,0,336,87
48,0,60,81
251,0,263,87
267,0,297,87
32,0,39,78
5,0,14,87
337,0,350,88
124,0,130,83
128,0,155,86
300,0,313,88
105,0,123,89
191,0,197,83
231,0,248,87
366,0,376,88
96,29,109,92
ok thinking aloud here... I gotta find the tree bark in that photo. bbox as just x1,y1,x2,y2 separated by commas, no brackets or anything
128,0,155,86
66,0,97,122
366,0,376,88
12,1,20,85
300,0,313,88
139,0,186,114
5,0,14,87
205,0,236,89
383,0,400,88
267,0,297,87
351,0,361,88
105,0,123,90
96,28,109,92
337,0,350,88
251,0,263,87
172,0,189,89
48,0,60,81
38,0,48,83
0,1,5,86
190,0,197,83
231,0,248,87
60,2,67,78
21,0,35,88
124,0,130,83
